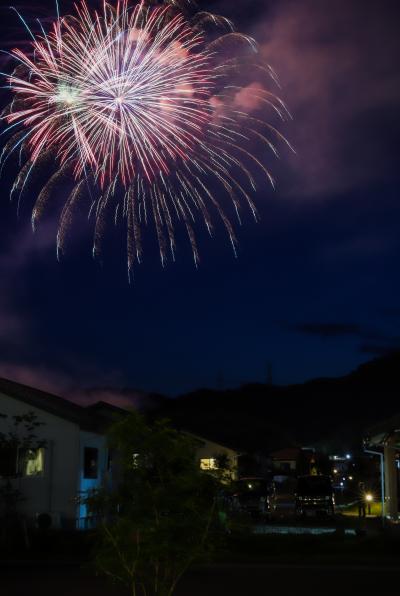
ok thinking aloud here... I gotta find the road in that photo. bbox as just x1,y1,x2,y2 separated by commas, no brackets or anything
1,561,398,596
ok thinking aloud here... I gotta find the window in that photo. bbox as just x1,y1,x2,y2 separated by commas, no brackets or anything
20,448,45,477
0,446,18,477
200,458,218,471
84,447,99,479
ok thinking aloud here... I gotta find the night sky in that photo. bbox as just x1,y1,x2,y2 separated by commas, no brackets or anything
0,0,399,398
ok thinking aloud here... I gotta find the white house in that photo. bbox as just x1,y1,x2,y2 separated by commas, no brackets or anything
0,378,116,529
0,378,241,530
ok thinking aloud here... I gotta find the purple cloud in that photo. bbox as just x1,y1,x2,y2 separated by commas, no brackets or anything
0,361,71,395
253,0,400,198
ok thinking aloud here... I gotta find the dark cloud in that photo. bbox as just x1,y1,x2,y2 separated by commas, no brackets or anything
289,321,400,358
359,343,400,357
290,322,362,339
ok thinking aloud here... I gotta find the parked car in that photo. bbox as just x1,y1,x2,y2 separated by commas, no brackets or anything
295,475,335,517
230,477,276,520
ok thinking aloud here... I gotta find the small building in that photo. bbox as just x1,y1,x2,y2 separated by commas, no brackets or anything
270,447,317,478
0,378,113,529
365,414,400,520
270,448,299,475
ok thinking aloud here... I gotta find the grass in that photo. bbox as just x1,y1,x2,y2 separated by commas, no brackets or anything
341,501,383,517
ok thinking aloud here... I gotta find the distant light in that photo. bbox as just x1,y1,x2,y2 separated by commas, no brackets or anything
333,468,338,474
340,482,344,487
348,476,353,480
346,454,351,460
365,493,373,502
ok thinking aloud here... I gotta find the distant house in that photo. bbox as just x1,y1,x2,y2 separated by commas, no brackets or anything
270,447,317,479
270,448,299,475
0,378,116,529
185,431,239,480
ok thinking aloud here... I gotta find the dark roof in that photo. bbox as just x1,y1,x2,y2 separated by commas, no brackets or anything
181,429,241,453
365,412,400,446
85,401,127,426
270,448,301,460
0,377,107,432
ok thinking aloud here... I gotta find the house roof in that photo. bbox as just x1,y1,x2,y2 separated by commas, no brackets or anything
183,430,240,454
365,412,400,447
270,447,301,460
0,377,107,432
85,401,127,427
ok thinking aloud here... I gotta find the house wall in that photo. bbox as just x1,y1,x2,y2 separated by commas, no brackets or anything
273,459,297,471
0,392,80,528
77,430,109,528
384,436,399,519
194,437,238,479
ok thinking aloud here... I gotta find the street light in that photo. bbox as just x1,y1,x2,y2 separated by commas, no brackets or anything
365,492,373,515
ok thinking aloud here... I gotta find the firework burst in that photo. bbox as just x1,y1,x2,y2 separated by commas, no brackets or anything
1,0,292,274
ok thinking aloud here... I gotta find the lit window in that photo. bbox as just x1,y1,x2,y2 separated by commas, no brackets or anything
84,447,99,479
200,458,218,470
22,448,45,477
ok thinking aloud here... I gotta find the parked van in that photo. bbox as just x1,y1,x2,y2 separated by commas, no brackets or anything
230,477,276,520
295,475,334,517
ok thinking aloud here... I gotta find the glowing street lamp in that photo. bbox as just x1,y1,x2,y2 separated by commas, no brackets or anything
365,492,373,515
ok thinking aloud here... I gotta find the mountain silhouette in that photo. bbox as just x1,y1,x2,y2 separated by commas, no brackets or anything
156,352,400,454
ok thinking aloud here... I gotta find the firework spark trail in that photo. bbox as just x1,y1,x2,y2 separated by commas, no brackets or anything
1,0,292,274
